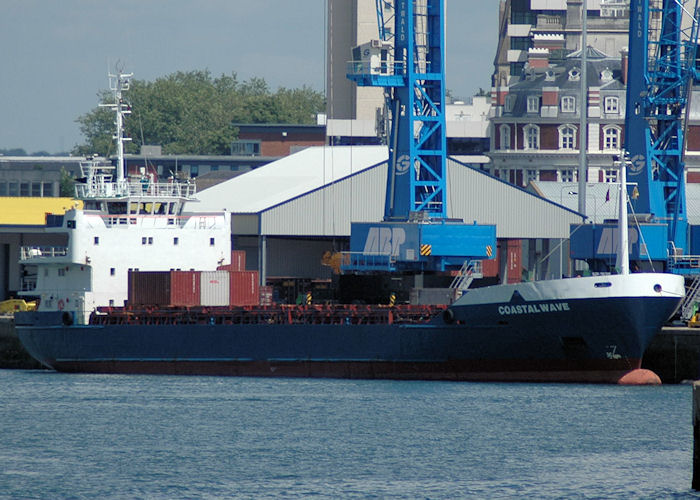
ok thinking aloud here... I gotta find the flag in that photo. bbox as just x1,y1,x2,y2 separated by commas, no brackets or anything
605,188,610,202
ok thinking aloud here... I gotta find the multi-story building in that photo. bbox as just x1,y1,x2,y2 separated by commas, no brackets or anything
489,46,627,186
489,42,700,187
494,0,630,87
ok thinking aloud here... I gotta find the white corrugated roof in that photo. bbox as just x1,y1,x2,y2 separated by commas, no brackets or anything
532,181,700,225
190,146,388,213
530,181,620,223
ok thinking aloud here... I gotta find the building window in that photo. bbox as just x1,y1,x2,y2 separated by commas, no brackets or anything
20,182,30,196
523,125,540,150
0,183,7,196
527,96,540,113
560,96,576,113
58,268,66,277
604,96,619,114
510,37,531,50
190,165,199,178
504,95,515,113
110,268,115,276
210,237,215,246
526,169,538,183
499,125,511,150
561,169,577,182
603,126,621,150
174,237,179,245
558,125,577,150
94,237,99,245
42,182,54,197
509,62,525,78
141,237,153,245
231,140,261,156
31,183,41,197
605,168,618,183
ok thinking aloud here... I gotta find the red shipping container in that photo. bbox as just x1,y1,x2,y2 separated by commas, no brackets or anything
230,270,260,306
506,239,522,284
481,244,500,278
170,270,201,306
231,250,246,271
217,250,247,272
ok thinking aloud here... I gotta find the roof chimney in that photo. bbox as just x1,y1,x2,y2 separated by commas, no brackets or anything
527,48,550,69
620,48,629,85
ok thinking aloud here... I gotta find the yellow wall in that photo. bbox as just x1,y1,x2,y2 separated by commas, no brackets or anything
0,198,83,225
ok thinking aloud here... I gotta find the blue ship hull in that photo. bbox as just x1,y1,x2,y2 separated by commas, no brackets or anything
15,273,685,383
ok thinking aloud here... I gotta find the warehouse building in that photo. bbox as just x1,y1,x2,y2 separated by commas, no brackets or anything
191,145,584,302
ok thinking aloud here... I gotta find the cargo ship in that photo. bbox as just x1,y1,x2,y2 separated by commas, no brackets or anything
15,272,685,383
14,70,686,383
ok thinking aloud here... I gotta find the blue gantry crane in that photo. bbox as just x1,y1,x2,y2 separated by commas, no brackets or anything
342,0,495,276
570,0,700,274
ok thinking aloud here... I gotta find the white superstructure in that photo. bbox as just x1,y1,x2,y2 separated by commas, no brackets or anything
18,70,231,323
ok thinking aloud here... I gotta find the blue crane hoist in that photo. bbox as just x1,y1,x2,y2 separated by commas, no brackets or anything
342,0,495,274
570,0,700,274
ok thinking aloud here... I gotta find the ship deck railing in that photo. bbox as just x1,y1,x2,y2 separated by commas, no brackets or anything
668,254,700,275
20,246,68,261
91,304,445,326
75,180,196,200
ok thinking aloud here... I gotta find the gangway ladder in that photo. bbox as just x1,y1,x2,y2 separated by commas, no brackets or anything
450,260,483,297
681,276,700,321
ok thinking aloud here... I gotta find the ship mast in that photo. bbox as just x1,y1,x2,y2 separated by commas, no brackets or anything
616,158,630,275
101,68,133,185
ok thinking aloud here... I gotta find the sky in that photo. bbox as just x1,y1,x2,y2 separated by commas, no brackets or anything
0,1,499,154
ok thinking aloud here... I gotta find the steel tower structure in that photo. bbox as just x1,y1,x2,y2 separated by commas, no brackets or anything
348,0,448,220
625,0,700,256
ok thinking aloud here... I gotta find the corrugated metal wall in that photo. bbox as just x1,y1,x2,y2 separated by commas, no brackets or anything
260,164,387,236
256,160,580,239
445,159,582,239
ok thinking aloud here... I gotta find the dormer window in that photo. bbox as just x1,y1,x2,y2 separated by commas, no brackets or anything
568,68,581,81
504,95,515,113
604,96,619,114
561,96,576,113
600,68,613,82
545,69,556,82
527,96,540,113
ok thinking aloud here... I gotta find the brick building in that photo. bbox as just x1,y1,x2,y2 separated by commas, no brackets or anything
233,123,326,157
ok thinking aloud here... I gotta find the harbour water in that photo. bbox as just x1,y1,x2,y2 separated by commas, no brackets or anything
0,369,695,499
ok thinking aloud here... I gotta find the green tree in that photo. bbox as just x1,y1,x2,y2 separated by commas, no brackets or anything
74,70,325,156
59,167,75,197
